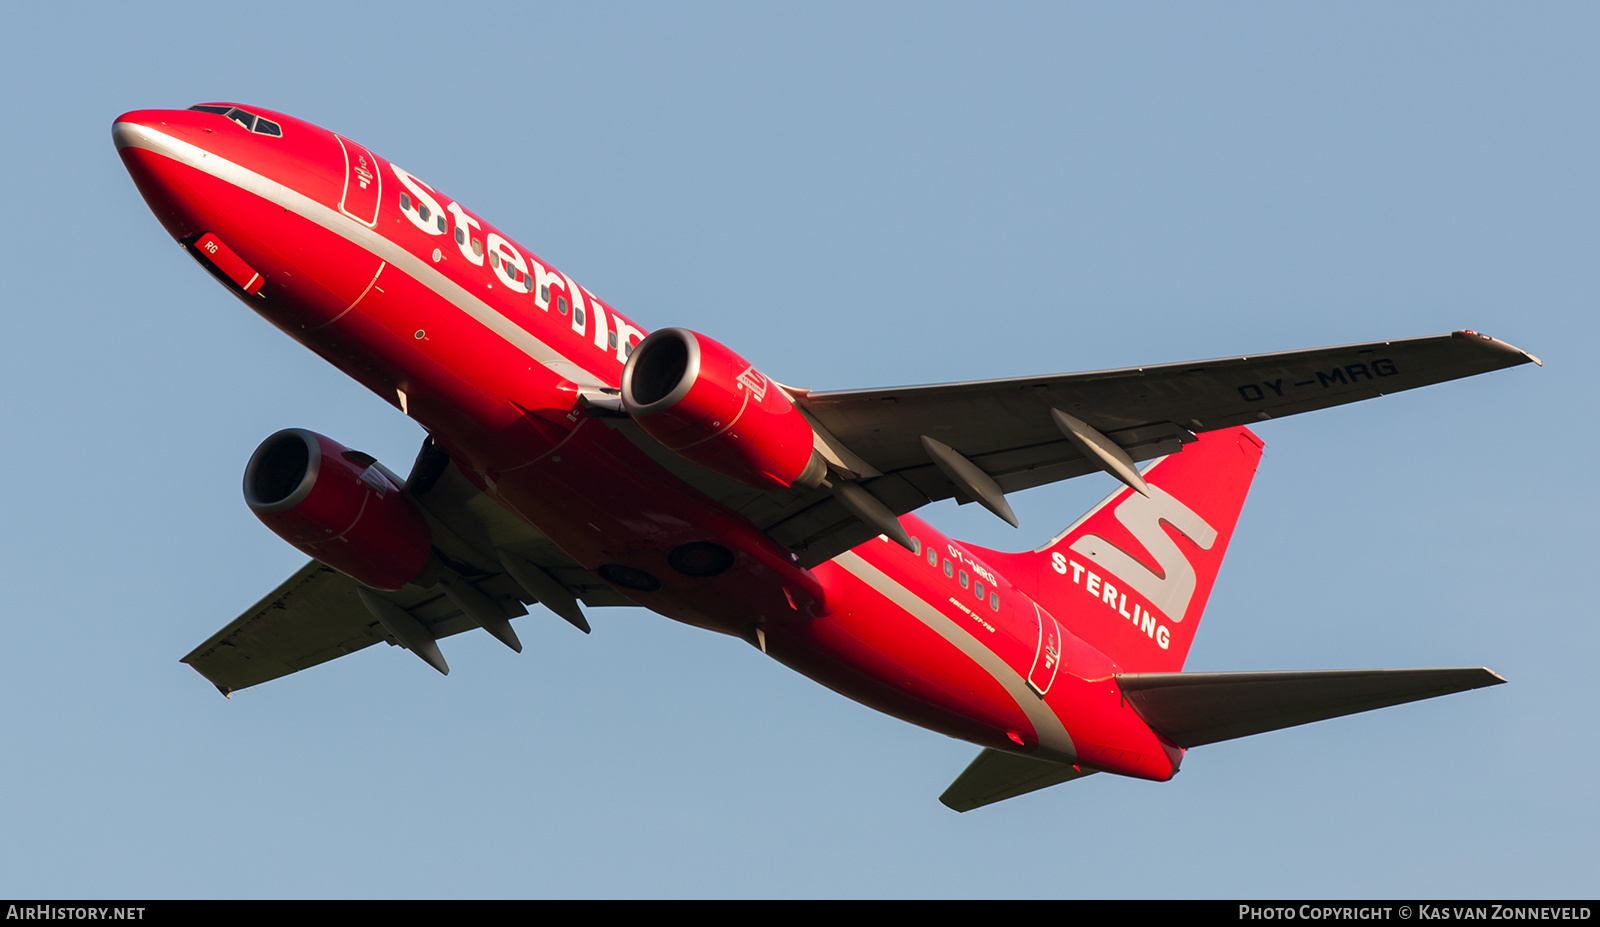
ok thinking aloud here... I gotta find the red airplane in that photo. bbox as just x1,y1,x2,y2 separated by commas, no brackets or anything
115,103,1537,810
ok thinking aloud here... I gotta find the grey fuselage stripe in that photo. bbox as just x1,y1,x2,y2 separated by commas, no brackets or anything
833,550,1076,760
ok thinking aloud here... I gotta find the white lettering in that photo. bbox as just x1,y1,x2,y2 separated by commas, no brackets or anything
391,165,446,236
562,273,587,335
527,259,560,311
1068,485,1217,623
485,232,527,289
446,202,484,265
585,289,610,351
613,315,645,362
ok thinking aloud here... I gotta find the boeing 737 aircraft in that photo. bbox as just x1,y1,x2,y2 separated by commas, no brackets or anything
115,103,1537,810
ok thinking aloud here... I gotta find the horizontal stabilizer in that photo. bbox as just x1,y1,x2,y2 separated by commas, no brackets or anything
1117,668,1506,748
939,748,1097,812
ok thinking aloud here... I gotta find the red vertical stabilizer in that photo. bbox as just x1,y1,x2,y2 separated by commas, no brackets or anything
974,427,1263,673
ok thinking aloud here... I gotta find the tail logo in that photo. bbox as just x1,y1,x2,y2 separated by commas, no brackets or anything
1063,486,1217,624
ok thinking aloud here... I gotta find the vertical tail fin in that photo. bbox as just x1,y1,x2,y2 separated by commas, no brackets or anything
976,427,1263,673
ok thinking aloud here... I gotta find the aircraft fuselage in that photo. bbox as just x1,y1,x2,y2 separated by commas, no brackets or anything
111,103,1338,790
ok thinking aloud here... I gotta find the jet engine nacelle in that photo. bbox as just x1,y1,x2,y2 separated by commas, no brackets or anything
621,328,824,492
243,429,432,591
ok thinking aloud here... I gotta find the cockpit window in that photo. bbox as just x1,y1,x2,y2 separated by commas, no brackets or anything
187,104,282,138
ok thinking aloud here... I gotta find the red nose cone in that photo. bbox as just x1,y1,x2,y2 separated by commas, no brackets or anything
114,110,203,242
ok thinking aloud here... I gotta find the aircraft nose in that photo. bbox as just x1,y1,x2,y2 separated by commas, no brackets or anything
114,109,209,242
112,109,185,154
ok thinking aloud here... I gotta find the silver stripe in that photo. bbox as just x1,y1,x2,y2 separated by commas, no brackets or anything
833,550,1076,761
114,121,606,389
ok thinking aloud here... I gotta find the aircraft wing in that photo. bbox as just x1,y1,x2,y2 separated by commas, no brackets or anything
182,438,634,695
939,748,1097,812
605,330,1536,567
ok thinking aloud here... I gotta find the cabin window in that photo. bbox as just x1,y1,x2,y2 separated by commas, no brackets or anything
909,538,921,555
489,251,501,269
455,228,465,245
417,204,430,222
436,216,446,233
974,580,984,599
470,238,484,257
989,592,999,610
400,193,412,212
575,306,586,327
927,548,937,567
557,296,568,315
540,285,550,302
959,570,969,589
943,559,953,578
608,331,618,349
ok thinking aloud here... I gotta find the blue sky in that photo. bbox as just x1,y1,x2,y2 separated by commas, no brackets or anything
0,3,1594,898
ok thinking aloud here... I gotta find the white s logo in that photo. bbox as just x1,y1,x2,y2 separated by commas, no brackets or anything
1068,487,1216,622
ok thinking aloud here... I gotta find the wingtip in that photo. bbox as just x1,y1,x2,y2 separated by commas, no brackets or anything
188,662,235,699
1454,329,1541,367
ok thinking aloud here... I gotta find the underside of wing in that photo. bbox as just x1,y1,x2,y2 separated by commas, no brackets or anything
183,560,375,694
1116,667,1507,748
603,330,1536,566
183,438,633,696
798,330,1536,505
181,559,527,695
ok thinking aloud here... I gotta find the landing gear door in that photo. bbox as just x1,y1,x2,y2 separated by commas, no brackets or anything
336,135,382,228
1027,602,1063,698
